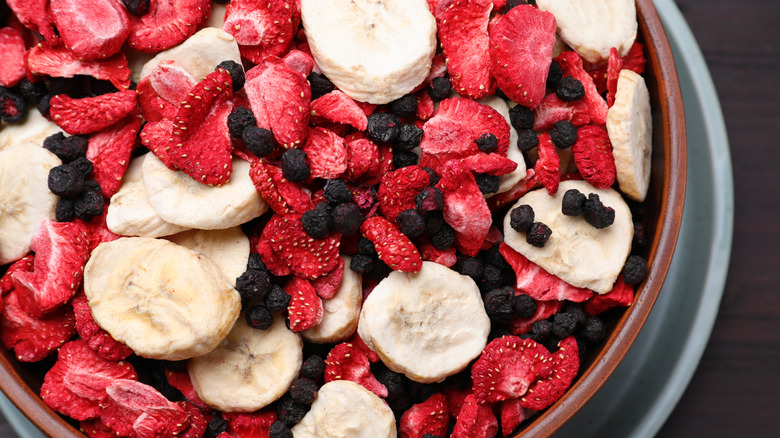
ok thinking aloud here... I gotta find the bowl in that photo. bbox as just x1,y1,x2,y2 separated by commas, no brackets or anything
0,0,686,435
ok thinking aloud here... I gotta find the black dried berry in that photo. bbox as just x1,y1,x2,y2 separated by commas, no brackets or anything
228,106,257,139
350,253,375,275
216,60,245,91
49,77,87,98
562,302,586,328
420,166,439,185
396,208,425,238
482,242,511,273
17,78,47,103
552,312,578,338
0,86,26,123
280,148,311,182
245,305,274,330
332,202,363,235
376,367,407,402
550,120,577,149
44,133,88,163
561,189,586,216
393,149,419,168
480,263,507,291
88,78,119,96
242,126,276,158
290,377,318,405
275,395,308,427
204,416,228,438
431,223,455,250
269,421,293,438
122,0,150,16
394,123,424,152
622,255,647,285
483,287,515,324
458,257,483,281
474,133,498,153
81,179,101,195
423,211,444,235
546,61,563,89
55,198,75,222
513,294,537,318
427,76,452,102
422,434,442,438
415,186,444,213
556,76,585,102
475,174,498,194
236,269,271,303
505,0,524,12
531,319,553,341
509,204,534,233
583,193,615,229
509,104,534,131
578,317,607,344
323,179,353,205
308,72,334,100
265,285,291,313
633,221,646,248
74,188,104,221
302,202,334,239
70,157,94,178
526,222,552,248
367,112,401,143
48,165,85,198
389,94,418,118
247,253,267,273
516,129,539,152
357,237,377,256
301,355,326,381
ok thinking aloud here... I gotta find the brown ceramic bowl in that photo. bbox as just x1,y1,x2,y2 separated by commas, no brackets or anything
0,0,685,436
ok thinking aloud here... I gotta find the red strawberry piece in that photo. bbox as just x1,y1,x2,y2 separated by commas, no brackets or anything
347,331,380,363
50,90,138,135
40,339,136,421
534,133,560,195
481,226,503,251
177,401,208,438
137,61,197,122
359,143,393,186
255,239,292,277
399,393,449,438
136,78,176,123
166,371,210,413
471,336,553,403
0,255,34,295
509,300,563,336
500,398,530,437
413,53,448,94
11,220,89,317
80,418,116,438
302,127,348,179
606,47,624,107
556,51,609,126
489,5,556,109
533,93,591,131
264,214,341,279
519,336,580,411
0,27,26,87
0,289,76,362
6,0,57,43
450,393,499,438
245,56,311,149
437,0,496,99
285,276,323,332
583,275,634,316
86,112,143,198
355,100,378,117
419,239,458,268
311,91,368,131
312,256,344,299
343,134,379,182
249,159,314,215
71,292,132,361
26,44,132,90
445,152,518,176
324,341,388,398
50,0,130,60
622,41,646,75
217,433,237,438
437,170,492,257
283,49,315,77
75,210,120,253
377,165,431,223
443,385,471,419
416,91,435,121
572,124,617,189
360,216,423,273
127,0,211,52
101,379,189,437
486,168,541,211
139,119,175,164
224,0,298,63
223,409,277,438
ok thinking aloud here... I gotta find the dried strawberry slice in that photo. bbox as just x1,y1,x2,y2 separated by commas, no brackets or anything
488,4,556,109
40,340,137,421
572,124,617,190
419,239,458,268
347,331,380,363
437,170,492,257
255,239,292,277
302,127,348,179
79,418,115,438
75,210,119,253
127,0,211,52
285,276,323,332
0,27,26,88
583,275,634,316
444,152,518,176
71,292,132,361
264,214,341,279
606,47,624,107
50,91,138,135
225,0,298,63
500,398,530,437
472,336,553,403
377,165,431,223
101,379,190,437
177,401,207,438
0,288,76,362
136,61,197,122
311,90,368,131
166,371,210,413
450,393,499,438
509,300,563,336
86,112,143,198
533,93,591,131
519,336,580,411
11,220,89,317
437,0,496,99
343,134,379,182
499,243,594,303
6,0,57,42
311,256,344,300
416,91,435,121
249,159,314,215
534,133,561,195
486,168,541,211
51,0,130,60
622,41,646,75
324,341,388,398
0,255,33,295
26,44,132,90
223,409,277,438
283,49,315,77
360,216,422,273
399,393,449,438
556,51,609,126
360,143,394,186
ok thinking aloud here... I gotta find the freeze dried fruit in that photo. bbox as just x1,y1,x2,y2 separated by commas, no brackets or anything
360,216,422,273
127,0,211,52
0,289,76,362
534,133,561,195
100,379,190,437
499,243,594,302
311,90,368,130
572,124,617,190
519,336,579,410
86,112,143,198
0,27,26,88
450,393,498,438
26,44,132,90
437,170,492,257
377,166,431,223
285,276,323,332
324,342,388,398
50,0,131,60
50,91,138,135
250,160,314,215
472,336,553,403
301,127,348,179
263,214,341,279
399,393,449,438
71,292,133,361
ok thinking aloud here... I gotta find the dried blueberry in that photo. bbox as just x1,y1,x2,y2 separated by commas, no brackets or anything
280,148,311,182
269,421,293,438
516,129,539,152
216,60,245,91
122,0,150,16
509,104,534,131
578,317,607,344
552,312,578,338
427,77,451,102
236,269,271,303
513,294,537,318
396,208,425,238
228,106,257,139
550,120,577,149
302,202,334,239
458,257,483,281
332,202,363,235
245,305,273,330
290,377,318,405
55,198,75,222
323,179,353,205
474,133,498,153
367,112,401,143
583,194,615,229
0,86,26,123
556,76,585,101
394,123,424,152
308,72,334,100
243,126,276,158
483,287,515,324
265,285,291,313
526,222,552,248
393,149,419,168
623,255,648,285
389,94,417,118
475,174,498,194
431,223,455,250
546,61,563,89
275,395,308,427
74,188,104,221
350,253,375,275
301,355,326,381
509,204,534,233
48,164,84,198
415,186,444,213
561,189,586,216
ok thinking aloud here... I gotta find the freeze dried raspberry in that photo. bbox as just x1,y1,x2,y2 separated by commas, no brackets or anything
572,124,617,190
165,371,210,413
6,0,57,42
472,336,553,403
250,159,314,215
606,48,623,107
533,93,591,131
225,0,298,63
311,91,368,131
488,5,556,109
40,340,136,421
534,133,560,195
450,394,499,438
509,300,563,336
311,256,344,300
500,398,529,437
245,56,311,149
436,0,496,99
302,127,348,179
556,51,608,126
263,214,341,279
399,393,448,438
71,292,132,361
0,27,26,88
50,90,138,135
11,220,89,317
285,277,323,332
0,289,76,362
86,112,143,198
437,170,492,257
583,276,634,316
360,216,422,273
377,166,430,223
127,0,210,52
324,342,388,398
101,379,189,437
519,336,579,410
0,255,34,295
51,0,131,60
343,134,379,182
223,410,277,438
283,49,315,77
26,44,132,90
177,401,208,438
